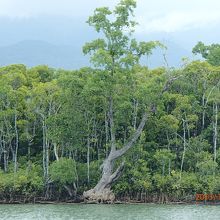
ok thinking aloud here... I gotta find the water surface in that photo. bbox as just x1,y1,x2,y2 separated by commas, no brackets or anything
0,203,219,220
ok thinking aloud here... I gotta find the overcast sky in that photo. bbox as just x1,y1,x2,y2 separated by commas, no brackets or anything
0,0,220,49
0,0,220,33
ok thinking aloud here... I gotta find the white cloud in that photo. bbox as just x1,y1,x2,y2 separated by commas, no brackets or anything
0,0,220,33
0,0,117,18
137,10,220,33
135,0,220,33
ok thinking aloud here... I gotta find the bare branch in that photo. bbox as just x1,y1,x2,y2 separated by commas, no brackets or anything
161,76,180,94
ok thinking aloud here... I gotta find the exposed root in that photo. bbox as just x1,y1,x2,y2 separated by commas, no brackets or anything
83,188,115,204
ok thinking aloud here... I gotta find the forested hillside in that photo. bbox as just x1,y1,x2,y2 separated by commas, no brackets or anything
0,60,219,203
0,0,219,204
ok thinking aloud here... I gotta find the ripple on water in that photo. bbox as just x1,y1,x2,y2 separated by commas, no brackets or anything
0,204,220,220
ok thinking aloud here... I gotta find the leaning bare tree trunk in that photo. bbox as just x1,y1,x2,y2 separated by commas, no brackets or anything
83,109,147,203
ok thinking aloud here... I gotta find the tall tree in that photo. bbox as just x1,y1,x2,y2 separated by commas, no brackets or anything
82,0,160,203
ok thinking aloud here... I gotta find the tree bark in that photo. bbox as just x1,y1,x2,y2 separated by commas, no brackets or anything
53,143,59,161
42,117,50,198
213,103,218,163
14,111,19,173
87,136,90,185
180,119,186,179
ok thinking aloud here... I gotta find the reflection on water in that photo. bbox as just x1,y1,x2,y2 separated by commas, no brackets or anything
0,203,219,220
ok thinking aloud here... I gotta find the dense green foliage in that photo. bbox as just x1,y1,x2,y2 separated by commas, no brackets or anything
0,60,219,203
193,41,220,66
0,0,219,203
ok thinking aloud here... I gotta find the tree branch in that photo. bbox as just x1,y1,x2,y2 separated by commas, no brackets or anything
109,161,125,183
161,76,180,94
112,112,147,159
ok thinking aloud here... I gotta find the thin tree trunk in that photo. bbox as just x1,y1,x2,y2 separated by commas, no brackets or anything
42,117,50,198
166,133,171,175
27,141,31,170
0,132,2,164
105,111,109,157
213,103,218,163
3,116,10,173
42,118,46,179
180,119,186,179
202,84,220,130
73,151,79,191
162,161,165,176
14,111,19,173
3,150,8,173
87,136,90,185
54,143,59,161
109,97,116,152
202,92,205,130
133,99,138,130
45,139,49,182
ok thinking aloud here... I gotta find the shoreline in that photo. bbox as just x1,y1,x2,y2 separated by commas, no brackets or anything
0,199,195,205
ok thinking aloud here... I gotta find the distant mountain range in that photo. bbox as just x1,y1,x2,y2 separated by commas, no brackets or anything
0,40,192,70
0,40,89,69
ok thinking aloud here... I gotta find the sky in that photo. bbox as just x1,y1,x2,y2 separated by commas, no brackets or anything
0,0,220,33
0,0,220,68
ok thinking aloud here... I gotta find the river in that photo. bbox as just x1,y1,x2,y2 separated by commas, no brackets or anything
0,203,219,220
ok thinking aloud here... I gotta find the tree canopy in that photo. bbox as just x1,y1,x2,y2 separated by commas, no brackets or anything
0,0,220,204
